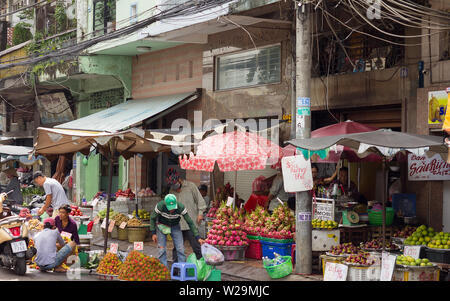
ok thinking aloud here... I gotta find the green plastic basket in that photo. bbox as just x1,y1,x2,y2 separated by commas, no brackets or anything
263,256,293,279
368,208,394,226
247,234,260,240
260,236,294,244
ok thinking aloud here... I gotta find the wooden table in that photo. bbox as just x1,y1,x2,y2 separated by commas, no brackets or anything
339,224,369,245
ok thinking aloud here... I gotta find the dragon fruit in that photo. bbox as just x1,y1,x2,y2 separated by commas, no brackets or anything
205,201,248,247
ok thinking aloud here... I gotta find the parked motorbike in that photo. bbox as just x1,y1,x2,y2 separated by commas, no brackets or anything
0,192,35,275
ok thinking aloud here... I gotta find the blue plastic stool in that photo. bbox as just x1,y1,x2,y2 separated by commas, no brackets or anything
171,262,197,281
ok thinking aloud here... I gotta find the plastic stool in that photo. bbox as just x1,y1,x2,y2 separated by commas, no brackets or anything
171,262,197,281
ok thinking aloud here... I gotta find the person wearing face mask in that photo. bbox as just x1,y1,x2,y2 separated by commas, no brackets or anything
166,169,207,262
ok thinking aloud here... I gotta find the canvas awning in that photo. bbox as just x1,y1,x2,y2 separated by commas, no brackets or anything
33,127,197,160
55,91,200,132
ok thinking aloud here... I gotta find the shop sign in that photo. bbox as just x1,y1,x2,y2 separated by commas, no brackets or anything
408,153,450,181
281,155,313,192
428,90,447,124
324,262,348,281
380,252,397,281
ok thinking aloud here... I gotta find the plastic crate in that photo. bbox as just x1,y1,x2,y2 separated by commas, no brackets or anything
368,208,394,226
261,240,294,259
425,248,450,264
216,245,247,261
245,239,262,260
263,256,293,279
260,236,294,244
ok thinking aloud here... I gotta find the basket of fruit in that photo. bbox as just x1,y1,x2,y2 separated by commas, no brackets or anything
127,218,148,243
326,242,360,257
113,213,130,241
263,255,293,279
118,251,170,281
362,239,400,252
311,219,338,230
344,252,381,281
96,253,122,280
404,225,437,247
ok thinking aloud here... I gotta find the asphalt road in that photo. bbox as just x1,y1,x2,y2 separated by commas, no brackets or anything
0,265,99,281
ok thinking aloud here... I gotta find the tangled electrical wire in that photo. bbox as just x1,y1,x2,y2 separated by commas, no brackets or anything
0,0,234,70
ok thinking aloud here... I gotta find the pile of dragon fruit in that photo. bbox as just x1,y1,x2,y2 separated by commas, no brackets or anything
243,204,295,240
204,203,249,247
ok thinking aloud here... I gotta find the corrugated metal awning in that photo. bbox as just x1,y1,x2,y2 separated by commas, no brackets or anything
55,91,199,132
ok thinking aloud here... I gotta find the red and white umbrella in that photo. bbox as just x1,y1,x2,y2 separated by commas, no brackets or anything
179,131,282,172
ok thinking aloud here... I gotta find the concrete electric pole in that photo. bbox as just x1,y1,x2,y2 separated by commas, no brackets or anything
294,0,312,275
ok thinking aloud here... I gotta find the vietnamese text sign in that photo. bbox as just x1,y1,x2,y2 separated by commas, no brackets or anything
134,242,144,251
101,218,107,229
408,153,450,181
107,220,115,233
298,212,312,223
428,90,447,124
380,252,397,281
324,262,348,281
281,155,313,192
313,201,334,221
110,243,118,254
403,246,421,259
226,197,234,207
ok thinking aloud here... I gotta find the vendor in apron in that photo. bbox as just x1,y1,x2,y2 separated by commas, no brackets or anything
150,194,205,267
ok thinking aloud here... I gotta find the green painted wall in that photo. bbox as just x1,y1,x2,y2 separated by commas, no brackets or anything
79,54,132,98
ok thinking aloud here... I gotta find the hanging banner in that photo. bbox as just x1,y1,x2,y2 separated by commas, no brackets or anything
428,90,447,124
408,153,450,181
281,155,313,192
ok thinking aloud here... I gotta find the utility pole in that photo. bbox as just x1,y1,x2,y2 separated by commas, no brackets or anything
294,0,312,275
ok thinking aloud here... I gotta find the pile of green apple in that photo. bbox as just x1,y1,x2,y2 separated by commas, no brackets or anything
396,255,433,267
404,225,435,246
427,231,450,249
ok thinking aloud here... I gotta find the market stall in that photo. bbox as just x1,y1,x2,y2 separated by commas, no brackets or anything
286,128,448,281
33,127,196,254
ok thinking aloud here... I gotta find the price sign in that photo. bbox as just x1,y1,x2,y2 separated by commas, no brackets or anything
93,216,100,225
107,220,115,233
404,246,422,259
91,198,99,207
61,231,72,239
101,218,107,229
109,243,118,254
324,262,348,281
134,242,144,251
226,197,234,207
119,222,127,229
380,252,397,281
313,202,334,221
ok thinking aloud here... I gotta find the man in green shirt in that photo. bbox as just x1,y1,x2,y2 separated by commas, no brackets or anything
150,194,204,267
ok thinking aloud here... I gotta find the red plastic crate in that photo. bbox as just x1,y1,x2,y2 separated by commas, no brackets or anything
245,239,262,259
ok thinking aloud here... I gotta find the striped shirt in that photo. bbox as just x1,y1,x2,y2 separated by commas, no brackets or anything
150,200,199,238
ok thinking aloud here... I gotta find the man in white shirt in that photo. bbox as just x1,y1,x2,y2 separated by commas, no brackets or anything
33,171,70,217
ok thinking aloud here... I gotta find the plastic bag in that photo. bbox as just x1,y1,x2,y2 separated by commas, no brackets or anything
187,253,212,281
201,243,224,265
